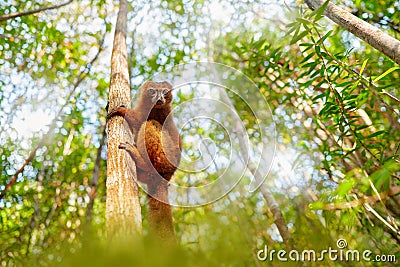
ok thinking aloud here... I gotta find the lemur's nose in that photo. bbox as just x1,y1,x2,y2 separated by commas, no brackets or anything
156,100,164,105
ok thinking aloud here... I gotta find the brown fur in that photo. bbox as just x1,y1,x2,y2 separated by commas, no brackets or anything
107,81,181,241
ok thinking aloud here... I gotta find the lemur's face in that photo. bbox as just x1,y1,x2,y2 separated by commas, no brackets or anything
143,81,173,107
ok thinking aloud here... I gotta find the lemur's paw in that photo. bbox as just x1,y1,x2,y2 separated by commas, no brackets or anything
118,142,136,151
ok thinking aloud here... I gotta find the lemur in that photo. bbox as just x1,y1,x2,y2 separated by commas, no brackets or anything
107,81,181,241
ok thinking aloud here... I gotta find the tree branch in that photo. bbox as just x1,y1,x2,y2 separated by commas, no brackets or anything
304,0,400,65
352,9,400,35
0,33,105,200
218,85,292,250
0,0,73,22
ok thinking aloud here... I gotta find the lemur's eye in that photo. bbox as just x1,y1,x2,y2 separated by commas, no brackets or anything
162,88,170,95
147,88,156,95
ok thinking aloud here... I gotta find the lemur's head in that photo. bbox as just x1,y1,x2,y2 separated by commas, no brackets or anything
141,81,173,108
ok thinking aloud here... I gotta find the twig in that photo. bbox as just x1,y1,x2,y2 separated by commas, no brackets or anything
0,0,73,22
316,185,400,210
0,32,105,200
364,203,400,235
217,77,292,250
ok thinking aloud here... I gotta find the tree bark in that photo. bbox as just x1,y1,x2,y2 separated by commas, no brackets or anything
106,0,142,241
305,0,400,65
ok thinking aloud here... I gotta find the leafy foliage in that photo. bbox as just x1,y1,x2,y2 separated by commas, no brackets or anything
1,0,400,266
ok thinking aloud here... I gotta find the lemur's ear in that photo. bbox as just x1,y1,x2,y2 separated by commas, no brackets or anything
161,81,173,89
141,81,151,88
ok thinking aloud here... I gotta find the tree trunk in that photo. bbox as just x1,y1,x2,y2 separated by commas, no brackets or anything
305,0,400,65
106,0,141,241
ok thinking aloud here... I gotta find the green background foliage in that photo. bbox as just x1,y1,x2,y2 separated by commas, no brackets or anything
1,0,399,266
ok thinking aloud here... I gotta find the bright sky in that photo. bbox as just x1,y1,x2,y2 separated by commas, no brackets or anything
1,0,315,203
13,107,53,138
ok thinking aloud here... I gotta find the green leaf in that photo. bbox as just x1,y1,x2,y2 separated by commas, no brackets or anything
285,21,298,29
309,0,330,21
299,43,313,47
299,43,314,53
373,66,400,82
291,30,309,45
286,23,300,36
336,81,353,88
370,161,398,191
312,92,326,101
336,178,356,197
366,130,386,138
356,124,371,131
317,30,333,44
359,59,368,76
296,17,312,25
301,52,315,64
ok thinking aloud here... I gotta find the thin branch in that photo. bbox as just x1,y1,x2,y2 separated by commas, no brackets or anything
316,185,400,210
367,174,399,232
0,0,73,22
364,203,400,235
0,33,105,200
205,60,292,249
304,0,400,64
382,90,400,105
218,83,292,250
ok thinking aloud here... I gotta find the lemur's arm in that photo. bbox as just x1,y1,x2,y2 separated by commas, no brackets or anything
118,142,153,173
107,106,141,134
108,106,153,173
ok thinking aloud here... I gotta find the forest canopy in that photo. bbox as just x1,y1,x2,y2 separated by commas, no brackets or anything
0,0,399,266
